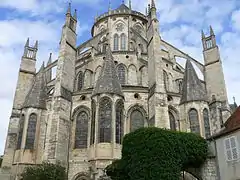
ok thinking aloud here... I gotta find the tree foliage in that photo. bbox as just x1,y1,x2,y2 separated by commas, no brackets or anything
0,156,2,167
20,161,67,180
106,127,208,180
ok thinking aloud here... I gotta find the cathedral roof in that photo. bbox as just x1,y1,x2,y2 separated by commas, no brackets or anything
92,45,123,97
23,64,47,109
180,60,207,104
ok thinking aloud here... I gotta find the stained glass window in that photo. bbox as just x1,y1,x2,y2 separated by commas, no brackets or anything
78,71,83,90
114,34,119,51
188,109,200,135
203,109,211,138
130,110,144,132
90,101,96,145
117,64,126,85
75,111,88,148
99,97,112,143
116,100,124,144
17,114,25,149
25,113,37,149
120,33,126,50
169,112,176,131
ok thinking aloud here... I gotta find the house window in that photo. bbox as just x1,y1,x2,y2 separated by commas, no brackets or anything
90,100,96,145
116,100,124,144
169,112,176,131
130,110,144,132
188,109,200,135
113,34,119,51
206,40,213,49
98,97,112,143
75,111,88,149
224,136,239,161
25,113,37,149
77,71,83,90
117,64,126,85
120,33,126,50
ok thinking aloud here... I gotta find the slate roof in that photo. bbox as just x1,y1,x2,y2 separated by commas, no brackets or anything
180,59,207,104
23,64,47,109
92,45,123,97
115,4,130,12
211,106,240,139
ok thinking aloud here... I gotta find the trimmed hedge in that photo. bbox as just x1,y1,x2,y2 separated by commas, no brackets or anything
20,161,67,180
106,127,208,180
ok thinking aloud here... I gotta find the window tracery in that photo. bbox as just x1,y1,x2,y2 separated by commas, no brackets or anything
17,114,25,149
116,100,124,144
25,113,37,149
188,109,200,135
117,64,126,85
75,111,88,149
99,97,112,143
114,34,119,51
90,101,96,145
120,33,126,50
130,110,144,132
169,112,176,131
78,71,83,90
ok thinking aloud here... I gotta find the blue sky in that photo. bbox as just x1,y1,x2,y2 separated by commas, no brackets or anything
0,0,240,154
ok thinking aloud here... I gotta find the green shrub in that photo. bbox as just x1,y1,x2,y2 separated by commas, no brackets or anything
106,127,208,180
20,161,67,180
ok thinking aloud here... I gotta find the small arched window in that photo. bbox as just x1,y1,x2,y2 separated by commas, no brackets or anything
78,71,83,90
25,113,37,149
130,110,144,132
99,97,112,143
90,101,96,145
75,111,88,149
117,64,126,85
114,34,119,51
120,33,126,50
17,114,25,149
116,100,124,144
203,109,211,138
169,112,176,131
188,109,200,135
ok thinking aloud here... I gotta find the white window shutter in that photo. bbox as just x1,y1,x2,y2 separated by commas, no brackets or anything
224,138,232,161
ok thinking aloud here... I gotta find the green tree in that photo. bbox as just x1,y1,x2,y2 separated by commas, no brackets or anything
20,161,67,180
106,127,208,180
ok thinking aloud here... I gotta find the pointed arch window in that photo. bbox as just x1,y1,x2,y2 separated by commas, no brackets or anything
120,33,126,50
117,64,126,85
75,111,88,149
189,109,200,135
116,100,124,144
163,71,169,91
113,34,119,51
203,109,211,138
130,110,144,132
90,101,96,145
169,112,176,131
17,114,25,149
99,97,112,143
78,71,83,90
25,113,37,149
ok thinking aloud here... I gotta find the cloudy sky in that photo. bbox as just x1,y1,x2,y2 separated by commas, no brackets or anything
0,0,240,154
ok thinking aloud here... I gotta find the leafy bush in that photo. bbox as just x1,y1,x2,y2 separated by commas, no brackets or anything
20,161,67,180
106,127,208,180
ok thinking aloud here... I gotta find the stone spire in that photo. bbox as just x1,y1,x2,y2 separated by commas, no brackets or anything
180,60,207,104
47,53,52,65
66,2,71,15
210,25,214,36
92,45,123,97
129,0,132,9
201,30,205,39
23,63,47,109
34,40,38,49
151,0,156,8
73,9,77,20
25,37,29,47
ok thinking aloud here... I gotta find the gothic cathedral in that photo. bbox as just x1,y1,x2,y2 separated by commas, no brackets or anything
1,1,233,180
